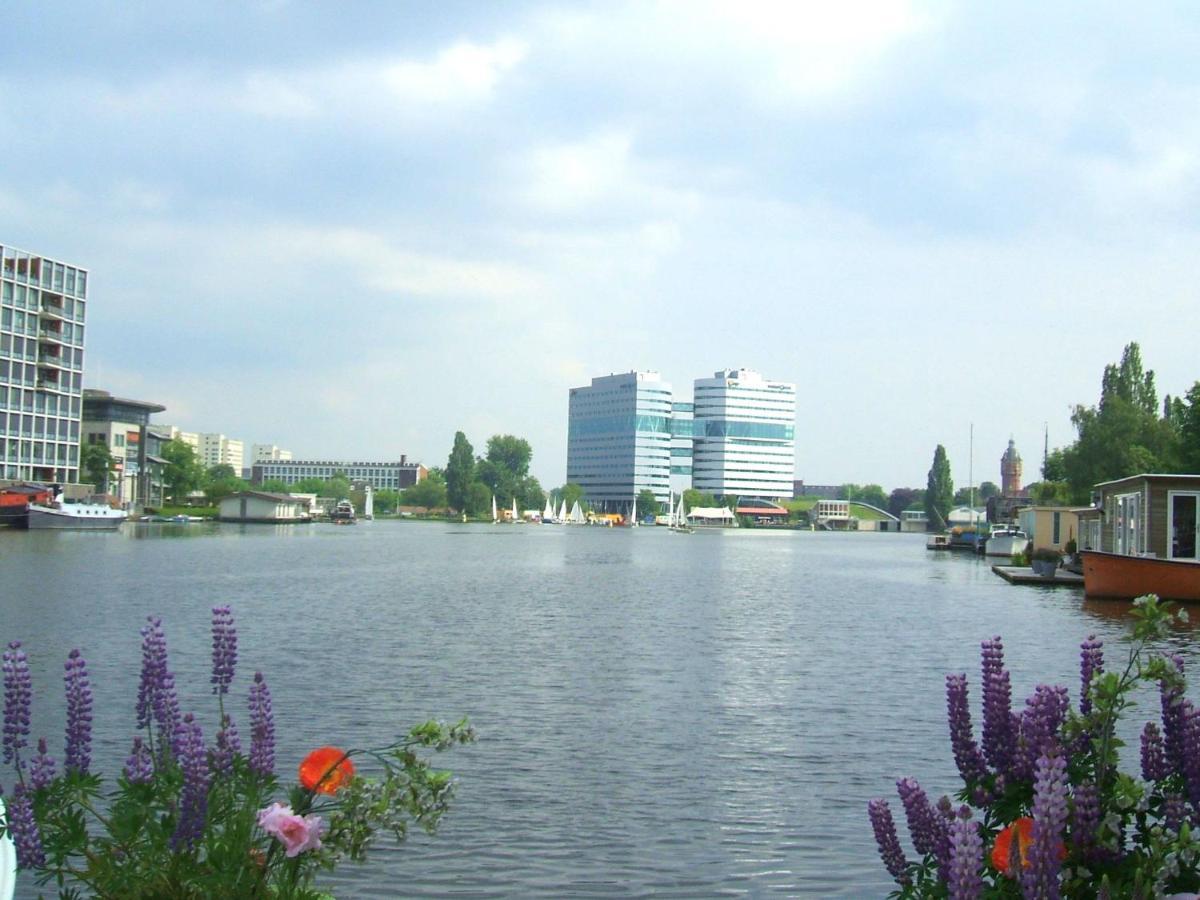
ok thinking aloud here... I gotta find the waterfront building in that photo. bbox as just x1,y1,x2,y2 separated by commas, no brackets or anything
252,443,292,462
692,368,796,500
0,243,87,483
669,400,694,496
567,371,673,509
250,457,424,491
81,389,170,509
217,490,311,523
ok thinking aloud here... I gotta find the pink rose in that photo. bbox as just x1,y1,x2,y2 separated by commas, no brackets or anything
256,802,325,857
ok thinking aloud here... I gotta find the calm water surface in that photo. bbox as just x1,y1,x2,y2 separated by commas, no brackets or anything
2,522,1194,897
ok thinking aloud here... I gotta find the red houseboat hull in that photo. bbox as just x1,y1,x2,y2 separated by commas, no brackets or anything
1080,550,1200,602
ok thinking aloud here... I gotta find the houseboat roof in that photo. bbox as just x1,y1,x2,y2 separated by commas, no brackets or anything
223,491,300,503
1094,473,1200,489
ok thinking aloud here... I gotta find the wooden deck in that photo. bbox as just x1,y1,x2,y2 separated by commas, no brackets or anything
991,565,1085,587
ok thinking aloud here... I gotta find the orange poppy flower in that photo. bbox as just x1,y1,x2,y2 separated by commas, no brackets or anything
299,746,356,794
991,817,1067,875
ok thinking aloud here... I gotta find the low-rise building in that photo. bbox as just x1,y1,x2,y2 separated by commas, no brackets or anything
900,509,929,533
253,444,292,462
811,499,851,528
1016,506,1083,553
1090,473,1200,560
251,457,424,492
82,389,169,510
217,491,310,523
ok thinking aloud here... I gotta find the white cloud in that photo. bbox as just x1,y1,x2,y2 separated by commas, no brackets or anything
381,38,527,104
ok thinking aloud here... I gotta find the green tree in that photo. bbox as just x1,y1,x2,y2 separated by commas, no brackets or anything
979,480,1000,501
204,475,247,504
466,481,492,518
1052,343,1183,502
636,488,661,517
259,478,291,493
558,482,585,512
80,441,117,493
887,487,923,518
925,444,953,531
445,431,475,513
402,471,448,509
374,489,400,514
161,439,206,502
326,474,352,500
290,477,328,494
485,435,532,479
207,463,237,481
683,488,718,509
517,475,544,511
1175,382,1200,473
841,483,887,509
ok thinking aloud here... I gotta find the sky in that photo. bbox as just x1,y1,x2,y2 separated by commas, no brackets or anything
2,1,1198,492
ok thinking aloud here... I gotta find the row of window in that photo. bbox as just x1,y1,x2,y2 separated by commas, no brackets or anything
0,386,80,416
0,249,88,298
0,413,79,439
1,334,84,368
0,437,79,465
0,360,82,393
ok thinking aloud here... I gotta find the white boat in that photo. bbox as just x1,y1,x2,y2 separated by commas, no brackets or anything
630,495,638,527
985,524,1028,557
329,499,356,525
543,497,555,522
558,500,568,522
511,497,521,523
491,494,498,524
23,486,124,530
671,494,693,533
567,500,586,525
363,485,374,520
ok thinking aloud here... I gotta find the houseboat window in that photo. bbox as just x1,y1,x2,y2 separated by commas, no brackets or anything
1170,492,1198,561
1114,492,1142,556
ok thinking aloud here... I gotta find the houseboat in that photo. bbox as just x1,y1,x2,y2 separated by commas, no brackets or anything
1079,473,1200,601
0,484,52,527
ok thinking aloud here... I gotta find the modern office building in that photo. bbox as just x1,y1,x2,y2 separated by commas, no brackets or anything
0,243,87,483
82,389,170,509
567,371,673,509
250,457,425,491
669,401,694,495
692,368,796,500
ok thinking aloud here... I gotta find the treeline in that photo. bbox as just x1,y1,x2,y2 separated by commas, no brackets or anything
445,431,546,517
1043,342,1200,504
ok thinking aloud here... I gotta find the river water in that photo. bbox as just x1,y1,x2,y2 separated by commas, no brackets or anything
2,522,1194,897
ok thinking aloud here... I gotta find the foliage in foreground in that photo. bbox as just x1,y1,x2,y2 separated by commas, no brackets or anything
869,595,1200,898
1,608,474,898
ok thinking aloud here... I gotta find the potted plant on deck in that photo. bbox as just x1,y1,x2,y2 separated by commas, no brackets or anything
1031,546,1061,577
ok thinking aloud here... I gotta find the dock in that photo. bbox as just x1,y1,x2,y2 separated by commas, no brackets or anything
992,565,1084,587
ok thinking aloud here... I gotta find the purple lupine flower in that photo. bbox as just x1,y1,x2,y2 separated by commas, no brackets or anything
1078,635,1103,716
1179,701,1200,807
1015,684,1070,781
946,673,988,785
63,648,93,773
248,671,275,777
896,778,951,877
211,713,241,774
136,617,180,756
170,713,210,850
123,736,154,784
1164,792,1187,834
210,605,237,696
29,738,57,790
1161,653,1186,774
947,808,983,900
6,782,45,869
981,637,1016,776
1071,780,1100,862
2,640,33,770
1021,746,1068,900
868,797,911,886
1141,721,1169,782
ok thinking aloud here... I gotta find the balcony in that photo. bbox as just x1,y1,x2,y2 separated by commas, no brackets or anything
38,300,66,322
37,353,68,371
38,328,66,346
35,373,68,394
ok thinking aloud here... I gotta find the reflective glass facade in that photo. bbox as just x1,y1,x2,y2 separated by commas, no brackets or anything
0,243,87,482
567,371,672,508
692,368,796,499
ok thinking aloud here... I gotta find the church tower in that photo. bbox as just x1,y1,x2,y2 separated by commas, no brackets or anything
1001,439,1023,496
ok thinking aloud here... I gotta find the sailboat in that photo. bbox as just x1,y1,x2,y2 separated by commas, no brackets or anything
511,496,521,524
542,496,554,523
491,494,498,524
630,495,638,527
672,493,692,533
559,499,568,522
567,500,586,525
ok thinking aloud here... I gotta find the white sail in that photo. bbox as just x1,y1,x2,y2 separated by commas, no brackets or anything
568,500,586,524
511,497,519,522
559,500,568,521
491,494,498,523
543,497,554,520
631,496,637,527
363,485,374,519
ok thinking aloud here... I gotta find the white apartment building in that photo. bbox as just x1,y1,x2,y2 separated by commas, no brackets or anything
691,368,796,500
252,443,292,462
199,433,244,472
167,426,199,450
0,243,87,483
567,371,673,508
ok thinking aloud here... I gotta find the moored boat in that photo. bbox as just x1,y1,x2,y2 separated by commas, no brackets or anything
329,499,357,525
985,524,1029,557
23,486,125,530
1080,550,1200,602
0,484,52,527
